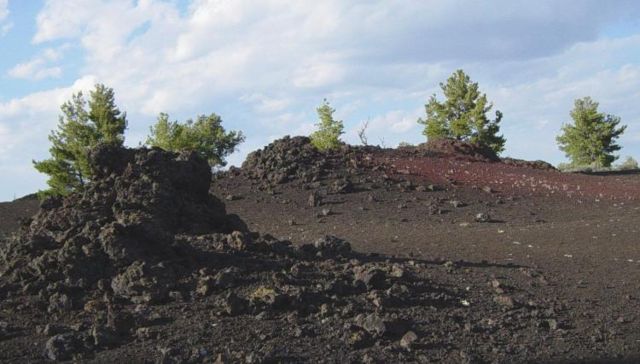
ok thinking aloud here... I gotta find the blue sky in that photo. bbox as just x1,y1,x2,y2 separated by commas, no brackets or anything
1,0,640,201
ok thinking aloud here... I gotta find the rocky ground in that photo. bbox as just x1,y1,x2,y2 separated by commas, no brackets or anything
0,137,639,363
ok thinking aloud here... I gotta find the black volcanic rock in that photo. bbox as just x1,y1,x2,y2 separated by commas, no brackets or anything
0,145,231,302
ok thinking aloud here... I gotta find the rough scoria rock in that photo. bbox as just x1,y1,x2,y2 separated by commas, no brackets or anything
239,135,372,187
0,144,232,304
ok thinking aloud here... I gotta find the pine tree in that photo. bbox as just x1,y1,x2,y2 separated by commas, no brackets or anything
88,84,127,144
146,113,244,167
556,97,626,168
418,69,506,154
33,84,127,197
310,99,344,151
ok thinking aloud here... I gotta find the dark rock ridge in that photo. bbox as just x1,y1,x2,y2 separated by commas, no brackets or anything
237,136,554,192
239,135,377,187
501,157,557,171
0,144,232,305
241,135,327,185
417,138,500,162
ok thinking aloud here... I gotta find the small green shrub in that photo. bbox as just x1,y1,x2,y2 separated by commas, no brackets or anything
146,113,244,167
616,156,639,171
310,100,344,151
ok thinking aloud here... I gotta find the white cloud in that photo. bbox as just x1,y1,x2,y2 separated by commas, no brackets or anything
0,0,11,36
240,93,291,114
344,108,423,147
292,56,347,89
0,0,7,19
8,47,65,80
0,123,14,157
0,75,97,143
0,76,100,196
30,0,640,113
2,0,640,200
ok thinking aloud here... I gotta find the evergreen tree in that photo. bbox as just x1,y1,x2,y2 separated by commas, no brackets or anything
556,97,626,168
88,84,127,144
418,69,506,154
310,99,344,151
146,113,244,167
33,84,127,197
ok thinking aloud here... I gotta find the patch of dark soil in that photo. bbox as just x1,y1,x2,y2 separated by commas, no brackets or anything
0,194,38,239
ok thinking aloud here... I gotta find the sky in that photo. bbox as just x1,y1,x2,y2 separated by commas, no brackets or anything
1,0,640,201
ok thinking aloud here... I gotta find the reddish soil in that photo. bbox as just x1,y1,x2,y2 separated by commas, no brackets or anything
383,153,640,201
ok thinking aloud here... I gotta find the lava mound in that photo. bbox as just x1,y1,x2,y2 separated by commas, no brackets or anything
241,135,367,186
418,138,500,162
241,135,326,185
501,157,557,171
0,145,232,305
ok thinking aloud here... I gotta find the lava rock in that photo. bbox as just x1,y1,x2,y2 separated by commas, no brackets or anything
345,329,373,349
308,191,322,207
354,267,387,290
400,331,418,349
44,332,88,361
313,235,352,257
111,261,176,304
331,178,354,194
0,145,233,307
494,295,516,309
220,292,247,316
357,313,387,337
474,213,491,223
450,200,465,208
107,306,136,336
41,323,71,336
48,292,73,313
91,325,120,348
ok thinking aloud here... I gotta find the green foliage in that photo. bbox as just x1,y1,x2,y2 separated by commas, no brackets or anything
616,156,638,171
146,113,244,167
418,69,505,154
555,163,572,172
310,100,344,151
33,84,127,197
556,97,626,168
89,84,127,144
557,163,611,173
